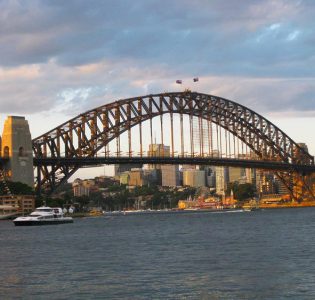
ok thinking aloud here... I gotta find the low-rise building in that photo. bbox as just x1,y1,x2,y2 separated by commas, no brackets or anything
72,179,95,197
0,194,35,214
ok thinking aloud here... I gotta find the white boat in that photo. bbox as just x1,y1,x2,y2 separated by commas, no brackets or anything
13,206,73,226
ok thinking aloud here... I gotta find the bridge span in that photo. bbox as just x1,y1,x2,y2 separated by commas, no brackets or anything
28,91,314,200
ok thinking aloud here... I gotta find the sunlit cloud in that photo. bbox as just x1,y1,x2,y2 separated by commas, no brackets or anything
0,65,40,80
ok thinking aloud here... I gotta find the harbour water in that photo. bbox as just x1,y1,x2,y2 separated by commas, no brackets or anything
1,208,315,299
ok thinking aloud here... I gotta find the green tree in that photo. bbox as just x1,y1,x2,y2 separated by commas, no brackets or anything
108,184,125,192
0,181,34,195
73,195,90,211
45,197,64,208
227,182,256,202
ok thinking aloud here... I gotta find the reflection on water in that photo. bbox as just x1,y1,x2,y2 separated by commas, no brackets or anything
1,209,315,299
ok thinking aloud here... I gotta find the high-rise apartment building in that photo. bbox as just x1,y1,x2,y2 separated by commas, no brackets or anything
183,169,206,187
114,164,142,177
161,165,180,187
128,168,147,186
228,166,255,185
147,144,170,170
147,144,170,157
229,167,246,183
215,166,228,195
256,171,276,195
205,166,216,188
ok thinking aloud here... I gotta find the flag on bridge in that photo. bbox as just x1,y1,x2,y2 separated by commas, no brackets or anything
193,77,199,82
176,80,182,84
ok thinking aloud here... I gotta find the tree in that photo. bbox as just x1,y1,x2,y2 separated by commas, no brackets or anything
45,197,64,208
226,182,256,201
0,181,34,196
73,195,90,211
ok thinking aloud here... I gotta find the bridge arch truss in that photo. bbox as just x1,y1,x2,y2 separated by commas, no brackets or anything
32,92,314,199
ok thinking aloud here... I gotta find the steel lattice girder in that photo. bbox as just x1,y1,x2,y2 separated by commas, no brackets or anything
32,91,314,194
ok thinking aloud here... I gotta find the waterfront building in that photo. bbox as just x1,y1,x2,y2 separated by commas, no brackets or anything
178,195,222,210
72,179,95,197
260,194,291,205
0,194,35,215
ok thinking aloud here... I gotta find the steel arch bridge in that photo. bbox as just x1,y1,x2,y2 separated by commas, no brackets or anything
32,91,315,199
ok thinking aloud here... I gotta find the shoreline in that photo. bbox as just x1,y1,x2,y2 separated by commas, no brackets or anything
66,204,315,218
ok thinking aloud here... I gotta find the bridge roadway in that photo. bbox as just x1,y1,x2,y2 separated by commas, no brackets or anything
33,156,315,173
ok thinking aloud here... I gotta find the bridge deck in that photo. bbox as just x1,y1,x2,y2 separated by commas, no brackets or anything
33,156,315,173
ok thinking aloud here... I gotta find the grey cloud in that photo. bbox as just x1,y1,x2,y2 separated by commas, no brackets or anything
1,0,314,73
0,0,315,117
209,77,315,115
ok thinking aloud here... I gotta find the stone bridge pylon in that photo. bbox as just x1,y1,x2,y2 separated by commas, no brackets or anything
1,116,34,188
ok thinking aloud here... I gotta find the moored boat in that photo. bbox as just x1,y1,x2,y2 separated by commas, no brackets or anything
13,206,73,226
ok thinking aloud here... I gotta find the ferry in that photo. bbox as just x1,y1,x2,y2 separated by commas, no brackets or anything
13,206,73,226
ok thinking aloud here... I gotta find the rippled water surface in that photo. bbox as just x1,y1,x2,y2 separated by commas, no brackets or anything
1,208,315,299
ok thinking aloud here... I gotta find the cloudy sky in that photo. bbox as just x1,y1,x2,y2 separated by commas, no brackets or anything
1,0,315,164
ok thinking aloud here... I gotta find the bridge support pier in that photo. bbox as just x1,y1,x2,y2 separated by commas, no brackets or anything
1,116,34,188
36,166,41,197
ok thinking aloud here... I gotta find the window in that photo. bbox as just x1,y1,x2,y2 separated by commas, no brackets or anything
18,147,25,157
3,146,9,157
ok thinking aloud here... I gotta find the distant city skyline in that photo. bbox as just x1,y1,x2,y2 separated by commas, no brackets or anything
0,0,314,180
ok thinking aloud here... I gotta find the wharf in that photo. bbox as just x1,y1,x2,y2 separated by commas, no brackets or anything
259,202,315,209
